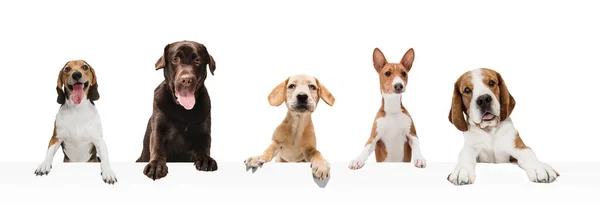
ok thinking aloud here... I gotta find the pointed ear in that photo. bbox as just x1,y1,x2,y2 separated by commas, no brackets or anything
155,43,170,70
448,79,468,132
372,48,388,73
56,65,66,104
400,48,415,71
88,66,100,102
316,78,335,106
207,54,216,75
497,72,516,121
267,78,289,106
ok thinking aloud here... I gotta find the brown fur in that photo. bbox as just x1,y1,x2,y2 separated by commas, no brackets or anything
514,132,529,150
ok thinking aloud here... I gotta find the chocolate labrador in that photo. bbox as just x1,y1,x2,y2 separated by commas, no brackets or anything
136,40,218,180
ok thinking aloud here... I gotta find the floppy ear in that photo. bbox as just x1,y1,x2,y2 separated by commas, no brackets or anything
56,69,66,105
207,54,216,75
448,79,468,132
88,66,100,102
316,78,335,106
372,48,388,73
267,78,289,106
400,48,415,71
497,73,516,121
155,44,170,70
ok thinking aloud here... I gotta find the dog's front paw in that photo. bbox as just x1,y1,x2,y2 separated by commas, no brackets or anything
348,159,365,170
413,156,426,168
34,162,52,176
195,157,218,172
311,159,330,180
525,163,560,183
447,166,475,186
143,160,168,180
101,169,118,185
244,156,266,170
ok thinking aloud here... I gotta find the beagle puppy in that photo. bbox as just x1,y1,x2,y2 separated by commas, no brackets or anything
244,74,335,180
348,48,427,169
34,60,117,185
447,68,559,185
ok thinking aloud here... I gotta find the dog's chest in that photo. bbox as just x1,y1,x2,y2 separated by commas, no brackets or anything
55,104,101,162
466,125,516,163
376,112,411,161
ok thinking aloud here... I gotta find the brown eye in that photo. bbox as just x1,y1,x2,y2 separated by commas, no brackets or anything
288,84,296,89
64,67,71,72
464,87,471,94
309,85,317,90
385,71,391,77
488,80,496,86
173,56,180,63
401,72,407,77
81,65,89,71
194,58,201,65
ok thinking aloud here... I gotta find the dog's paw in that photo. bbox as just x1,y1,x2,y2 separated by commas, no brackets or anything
348,159,365,170
101,169,118,185
413,156,426,168
195,157,218,172
34,162,52,176
311,159,330,180
525,163,559,183
244,156,266,170
143,160,168,180
447,166,475,186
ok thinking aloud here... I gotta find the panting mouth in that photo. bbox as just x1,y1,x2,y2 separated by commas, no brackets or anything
481,112,497,122
67,82,89,105
67,82,89,91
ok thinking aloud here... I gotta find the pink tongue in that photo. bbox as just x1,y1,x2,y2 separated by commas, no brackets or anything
176,90,196,110
72,84,84,104
482,113,495,120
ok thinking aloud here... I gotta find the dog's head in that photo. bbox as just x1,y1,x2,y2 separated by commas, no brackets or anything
372,48,415,98
448,68,516,132
155,41,216,110
268,75,335,113
56,60,99,105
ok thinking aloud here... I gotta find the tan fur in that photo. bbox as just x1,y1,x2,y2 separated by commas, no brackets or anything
247,75,335,180
514,132,529,150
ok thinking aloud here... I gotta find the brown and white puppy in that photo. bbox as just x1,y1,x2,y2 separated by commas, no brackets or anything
244,74,335,180
348,48,426,169
447,68,559,185
34,60,117,184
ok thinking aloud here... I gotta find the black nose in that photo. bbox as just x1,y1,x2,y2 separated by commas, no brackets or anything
393,83,404,92
296,94,308,103
72,71,82,81
476,94,493,108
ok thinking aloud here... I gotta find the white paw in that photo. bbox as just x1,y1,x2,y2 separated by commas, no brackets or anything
34,162,52,176
525,163,559,183
413,157,426,168
348,159,365,170
447,166,475,185
244,156,266,169
101,169,118,185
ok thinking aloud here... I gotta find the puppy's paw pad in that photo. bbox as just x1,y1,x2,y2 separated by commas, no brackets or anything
447,166,475,186
195,157,218,172
413,157,426,168
526,163,559,183
143,161,168,180
34,163,52,176
311,160,330,180
348,160,364,170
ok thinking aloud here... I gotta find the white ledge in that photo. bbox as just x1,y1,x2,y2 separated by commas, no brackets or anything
1,162,598,205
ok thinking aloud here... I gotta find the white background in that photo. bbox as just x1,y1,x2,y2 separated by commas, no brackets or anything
0,0,599,204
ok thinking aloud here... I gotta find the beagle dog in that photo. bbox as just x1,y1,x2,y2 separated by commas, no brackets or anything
348,48,427,169
244,74,335,180
447,68,559,185
34,60,117,185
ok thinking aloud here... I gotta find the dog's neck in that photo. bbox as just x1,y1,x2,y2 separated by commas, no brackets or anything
285,111,312,141
381,93,403,114
62,97,93,109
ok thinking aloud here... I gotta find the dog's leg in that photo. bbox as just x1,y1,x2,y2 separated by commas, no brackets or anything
143,124,168,180
506,134,559,183
34,137,63,176
304,147,330,180
407,134,426,168
192,133,218,172
245,142,280,169
348,122,379,170
447,144,478,185
93,137,117,184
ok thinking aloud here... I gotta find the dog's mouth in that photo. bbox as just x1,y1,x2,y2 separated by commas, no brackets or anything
292,104,312,113
175,89,196,110
481,112,497,122
67,82,89,105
